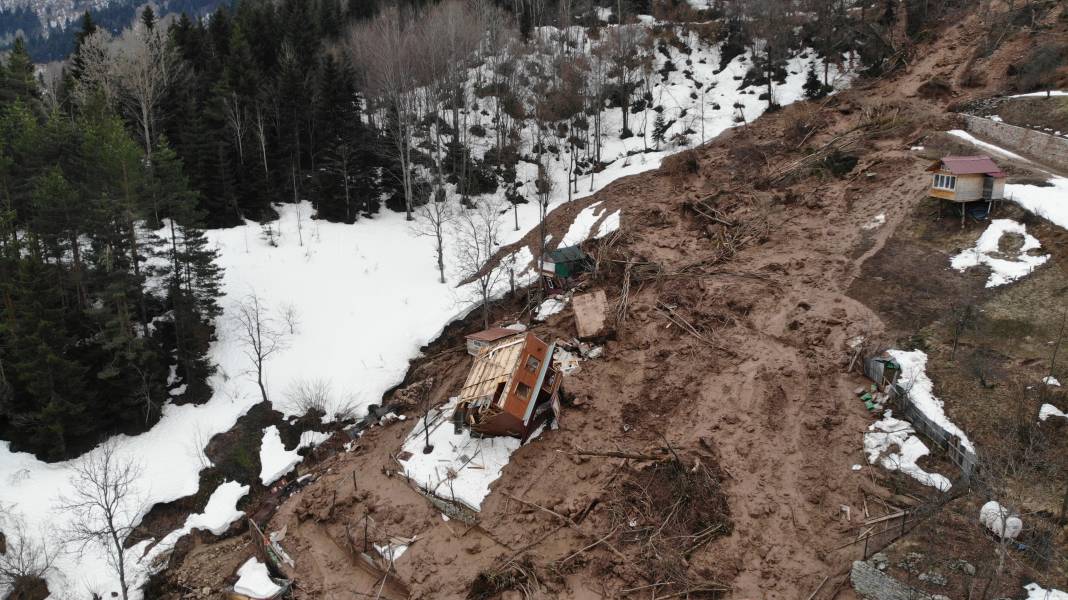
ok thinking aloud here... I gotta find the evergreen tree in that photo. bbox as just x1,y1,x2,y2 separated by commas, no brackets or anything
652,111,667,150
803,63,828,99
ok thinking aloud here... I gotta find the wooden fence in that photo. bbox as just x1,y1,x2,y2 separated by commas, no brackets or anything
887,384,980,480
862,355,980,480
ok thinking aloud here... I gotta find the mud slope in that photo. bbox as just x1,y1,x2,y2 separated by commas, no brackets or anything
158,7,1057,600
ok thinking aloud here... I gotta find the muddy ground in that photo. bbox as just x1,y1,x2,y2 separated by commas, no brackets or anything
156,5,1068,600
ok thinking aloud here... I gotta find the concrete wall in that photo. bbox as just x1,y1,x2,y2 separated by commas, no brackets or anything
963,114,1068,173
851,561,934,600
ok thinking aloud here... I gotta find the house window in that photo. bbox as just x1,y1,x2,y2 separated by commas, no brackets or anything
933,174,956,190
525,355,540,373
516,382,531,399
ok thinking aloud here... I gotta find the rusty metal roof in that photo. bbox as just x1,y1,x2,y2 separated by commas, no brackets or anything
465,327,522,342
931,156,1006,177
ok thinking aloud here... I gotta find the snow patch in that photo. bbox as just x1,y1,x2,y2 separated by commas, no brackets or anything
1044,376,1061,386
258,426,329,486
398,397,542,511
535,297,568,321
980,500,1023,539
946,130,1029,162
596,210,622,238
1011,91,1068,98
1039,403,1067,421
560,202,604,247
864,412,951,491
1025,583,1068,600
234,558,282,599
949,219,1048,287
1010,177,1068,230
887,349,975,453
862,213,886,230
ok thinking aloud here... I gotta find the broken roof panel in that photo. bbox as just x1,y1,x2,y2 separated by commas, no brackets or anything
930,155,1006,177
458,335,527,404
465,327,522,342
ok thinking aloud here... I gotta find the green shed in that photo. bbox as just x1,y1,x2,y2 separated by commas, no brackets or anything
542,246,592,278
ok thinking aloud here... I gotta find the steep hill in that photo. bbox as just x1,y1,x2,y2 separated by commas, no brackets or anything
148,2,1068,600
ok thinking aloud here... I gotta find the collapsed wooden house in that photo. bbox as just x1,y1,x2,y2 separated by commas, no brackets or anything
454,332,562,440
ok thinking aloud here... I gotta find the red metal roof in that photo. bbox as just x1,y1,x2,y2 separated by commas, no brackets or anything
933,155,1006,178
465,327,522,342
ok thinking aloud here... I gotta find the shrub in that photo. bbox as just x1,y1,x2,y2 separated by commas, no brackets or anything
662,149,700,177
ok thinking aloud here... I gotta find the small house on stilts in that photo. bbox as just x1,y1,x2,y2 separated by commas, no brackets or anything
927,155,1006,224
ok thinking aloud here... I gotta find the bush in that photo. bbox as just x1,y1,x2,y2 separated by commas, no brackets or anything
821,150,858,177
918,77,953,99
662,149,700,177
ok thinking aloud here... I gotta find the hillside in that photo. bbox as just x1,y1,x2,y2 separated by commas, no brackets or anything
147,2,1068,600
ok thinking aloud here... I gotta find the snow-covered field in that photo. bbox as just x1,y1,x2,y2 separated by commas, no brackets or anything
0,22,848,599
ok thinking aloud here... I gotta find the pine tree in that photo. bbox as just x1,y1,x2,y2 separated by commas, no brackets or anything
141,5,156,31
652,111,667,150
803,63,828,100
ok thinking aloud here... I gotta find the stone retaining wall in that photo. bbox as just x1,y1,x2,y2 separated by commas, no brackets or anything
850,560,934,600
962,114,1068,173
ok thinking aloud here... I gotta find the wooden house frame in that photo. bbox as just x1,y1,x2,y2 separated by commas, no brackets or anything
455,332,562,439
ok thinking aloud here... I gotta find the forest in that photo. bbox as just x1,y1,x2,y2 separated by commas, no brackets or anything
0,0,964,462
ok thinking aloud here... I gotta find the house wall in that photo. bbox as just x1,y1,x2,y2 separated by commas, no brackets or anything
501,335,550,421
992,178,1005,199
954,174,985,201
963,114,1068,173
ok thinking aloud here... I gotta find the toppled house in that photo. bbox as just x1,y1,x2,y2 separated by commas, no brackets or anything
464,326,522,357
455,332,562,440
541,245,592,290
927,155,1006,220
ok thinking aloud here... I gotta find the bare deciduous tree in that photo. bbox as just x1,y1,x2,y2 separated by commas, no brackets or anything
0,507,57,597
452,197,512,330
413,198,456,284
58,441,142,600
112,24,183,161
234,293,289,405
348,7,426,221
